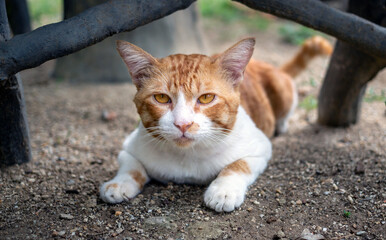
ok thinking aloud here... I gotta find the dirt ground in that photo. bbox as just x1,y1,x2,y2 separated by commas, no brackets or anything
1,18,385,240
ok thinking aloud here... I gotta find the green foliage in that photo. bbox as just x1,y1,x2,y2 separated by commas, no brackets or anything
364,88,386,103
199,0,241,22
278,24,319,45
299,95,318,111
343,210,351,218
309,77,317,87
198,0,270,30
27,0,62,27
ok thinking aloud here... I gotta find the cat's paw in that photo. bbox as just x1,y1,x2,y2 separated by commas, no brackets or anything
100,179,140,204
204,178,247,212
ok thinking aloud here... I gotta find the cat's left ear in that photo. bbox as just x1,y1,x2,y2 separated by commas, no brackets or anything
217,38,255,86
116,40,158,88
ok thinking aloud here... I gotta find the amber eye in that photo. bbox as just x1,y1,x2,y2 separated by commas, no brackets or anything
154,94,171,104
198,94,215,104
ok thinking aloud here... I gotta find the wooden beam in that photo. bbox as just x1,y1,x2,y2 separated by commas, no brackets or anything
0,0,196,80
234,0,386,59
0,0,31,166
318,0,386,126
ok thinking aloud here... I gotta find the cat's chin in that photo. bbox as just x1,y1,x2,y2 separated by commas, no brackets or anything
173,136,194,148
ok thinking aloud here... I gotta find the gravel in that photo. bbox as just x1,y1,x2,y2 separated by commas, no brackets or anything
1,24,385,239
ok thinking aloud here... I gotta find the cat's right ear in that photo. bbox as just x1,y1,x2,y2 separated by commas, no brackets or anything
116,40,158,88
217,38,255,86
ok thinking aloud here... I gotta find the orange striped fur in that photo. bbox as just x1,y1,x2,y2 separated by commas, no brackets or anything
241,36,332,137
117,36,332,139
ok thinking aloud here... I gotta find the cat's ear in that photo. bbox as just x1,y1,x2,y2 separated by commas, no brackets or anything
218,38,255,86
116,40,158,88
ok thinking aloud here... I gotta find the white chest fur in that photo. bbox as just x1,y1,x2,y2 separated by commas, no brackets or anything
123,107,272,184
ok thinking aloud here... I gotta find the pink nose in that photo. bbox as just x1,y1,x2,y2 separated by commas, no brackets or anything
174,122,193,133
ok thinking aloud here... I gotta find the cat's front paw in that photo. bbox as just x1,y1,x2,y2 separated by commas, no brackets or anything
204,178,247,212
100,179,140,204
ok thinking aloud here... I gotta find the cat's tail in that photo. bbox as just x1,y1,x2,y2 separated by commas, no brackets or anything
280,36,333,78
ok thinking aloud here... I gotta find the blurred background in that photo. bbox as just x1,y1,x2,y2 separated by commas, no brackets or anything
15,0,384,112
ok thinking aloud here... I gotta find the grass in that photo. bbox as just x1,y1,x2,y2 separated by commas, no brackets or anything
198,0,323,44
27,0,62,28
343,210,352,218
299,95,318,111
198,0,270,31
298,87,385,112
278,23,321,45
364,88,386,103
309,77,318,88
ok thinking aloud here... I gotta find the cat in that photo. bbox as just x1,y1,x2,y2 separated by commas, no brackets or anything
100,36,332,212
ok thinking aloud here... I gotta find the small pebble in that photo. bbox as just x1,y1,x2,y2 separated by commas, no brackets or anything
101,110,117,122
296,200,302,205
277,198,286,205
66,179,75,185
28,178,36,183
266,216,277,224
354,161,365,174
115,211,122,216
277,230,285,238
52,231,59,237
60,213,74,220
348,195,354,204
356,231,366,236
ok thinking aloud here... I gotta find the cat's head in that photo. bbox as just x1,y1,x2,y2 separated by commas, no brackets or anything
117,38,255,148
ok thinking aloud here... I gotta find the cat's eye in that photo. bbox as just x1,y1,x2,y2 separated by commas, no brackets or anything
198,94,215,104
154,94,171,104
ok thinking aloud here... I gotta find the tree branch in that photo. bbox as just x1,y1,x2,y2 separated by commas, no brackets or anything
0,0,195,80
234,0,386,59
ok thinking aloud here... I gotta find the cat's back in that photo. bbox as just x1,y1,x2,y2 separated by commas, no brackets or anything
240,59,295,137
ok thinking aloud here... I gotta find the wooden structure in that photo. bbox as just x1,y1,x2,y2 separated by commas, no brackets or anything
0,0,31,165
0,0,385,165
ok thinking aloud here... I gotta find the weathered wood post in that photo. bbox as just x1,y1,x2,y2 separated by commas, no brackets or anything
0,0,31,166
318,0,386,126
5,0,31,35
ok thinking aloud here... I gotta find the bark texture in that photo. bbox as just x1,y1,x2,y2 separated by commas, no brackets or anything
0,0,31,166
318,0,386,126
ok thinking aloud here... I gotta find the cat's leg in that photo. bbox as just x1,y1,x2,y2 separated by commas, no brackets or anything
275,86,298,135
100,151,149,203
204,156,268,212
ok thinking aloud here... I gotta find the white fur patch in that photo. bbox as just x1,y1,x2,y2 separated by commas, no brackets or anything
101,103,272,212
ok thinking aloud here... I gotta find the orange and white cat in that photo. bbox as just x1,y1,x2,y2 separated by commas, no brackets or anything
100,37,332,212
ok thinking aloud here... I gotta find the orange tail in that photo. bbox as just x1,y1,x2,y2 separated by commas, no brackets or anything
280,36,333,78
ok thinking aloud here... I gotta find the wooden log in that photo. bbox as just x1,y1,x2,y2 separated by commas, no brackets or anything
318,42,385,126
0,0,196,80
1,0,386,80
54,1,204,83
5,0,31,35
234,0,386,59
0,0,31,166
318,0,386,126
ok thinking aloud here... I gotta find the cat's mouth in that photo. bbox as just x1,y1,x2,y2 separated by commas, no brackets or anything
173,135,194,147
